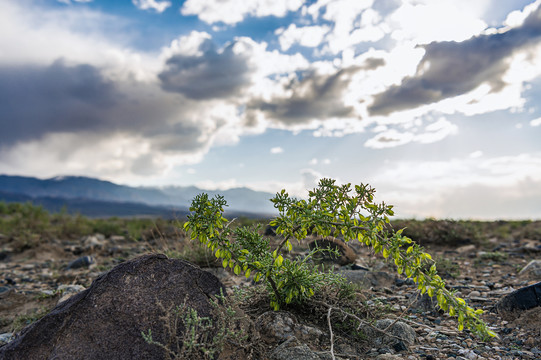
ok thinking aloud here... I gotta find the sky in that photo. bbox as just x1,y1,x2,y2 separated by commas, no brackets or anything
1,0,541,219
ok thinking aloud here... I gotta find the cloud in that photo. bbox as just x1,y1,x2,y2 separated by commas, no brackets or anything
0,57,247,183
159,32,253,100
303,0,387,54
371,153,541,218
0,60,117,146
301,169,323,191
0,1,154,80
369,3,541,116
270,147,284,154
433,178,541,219
181,0,303,25
388,0,487,44
57,0,93,4
246,69,356,126
132,0,171,13
246,58,384,127
469,150,483,159
276,24,330,51
531,117,541,126
365,117,458,148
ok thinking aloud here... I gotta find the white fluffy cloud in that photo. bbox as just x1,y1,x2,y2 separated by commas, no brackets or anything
305,0,386,54
181,0,303,25
270,147,284,154
0,1,159,82
365,117,458,149
531,117,541,126
388,0,487,44
276,24,330,51
132,0,171,13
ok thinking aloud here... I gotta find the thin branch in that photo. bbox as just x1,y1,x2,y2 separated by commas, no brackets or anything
310,300,404,343
327,307,336,360
266,276,283,304
275,224,302,253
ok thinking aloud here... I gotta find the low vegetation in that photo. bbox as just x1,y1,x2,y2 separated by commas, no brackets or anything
184,178,497,339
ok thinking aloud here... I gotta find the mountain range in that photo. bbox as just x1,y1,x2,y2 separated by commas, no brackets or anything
0,175,277,218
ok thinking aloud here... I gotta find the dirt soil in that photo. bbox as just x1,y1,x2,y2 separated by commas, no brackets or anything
1,227,541,359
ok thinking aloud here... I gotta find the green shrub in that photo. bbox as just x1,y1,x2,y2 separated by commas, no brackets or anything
183,178,496,340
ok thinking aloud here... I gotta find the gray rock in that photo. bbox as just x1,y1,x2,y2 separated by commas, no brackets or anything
257,311,297,343
0,254,226,360
56,284,86,304
66,255,95,270
518,260,541,278
376,354,405,360
256,311,325,345
0,333,13,346
339,269,395,288
82,235,104,251
495,281,541,320
0,287,10,294
360,319,416,350
269,336,331,360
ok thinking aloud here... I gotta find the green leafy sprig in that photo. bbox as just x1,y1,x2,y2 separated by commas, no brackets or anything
183,179,497,340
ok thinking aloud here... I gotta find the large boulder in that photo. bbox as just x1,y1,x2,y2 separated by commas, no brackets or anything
0,254,226,360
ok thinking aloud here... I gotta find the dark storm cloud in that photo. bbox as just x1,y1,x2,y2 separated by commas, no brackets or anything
158,38,252,100
369,4,541,116
0,60,117,146
0,59,215,155
246,59,384,125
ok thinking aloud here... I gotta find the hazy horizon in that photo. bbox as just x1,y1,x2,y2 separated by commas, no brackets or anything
1,0,541,220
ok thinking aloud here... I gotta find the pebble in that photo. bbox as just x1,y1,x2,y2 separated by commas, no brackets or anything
66,256,95,270
0,333,13,345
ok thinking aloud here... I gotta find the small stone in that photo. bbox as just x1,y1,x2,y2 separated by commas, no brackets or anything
468,290,481,297
57,284,86,304
256,311,297,343
108,235,125,242
393,340,408,352
525,336,536,346
0,333,13,345
456,245,476,254
519,260,541,278
66,256,95,270
376,354,404,360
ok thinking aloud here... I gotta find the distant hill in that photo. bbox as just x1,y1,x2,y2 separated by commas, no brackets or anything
0,191,187,218
0,175,276,218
